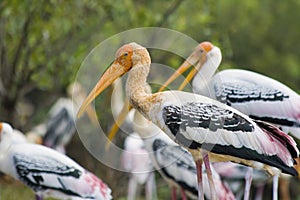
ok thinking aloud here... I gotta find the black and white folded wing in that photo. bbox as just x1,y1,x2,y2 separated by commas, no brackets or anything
150,90,298,176
1,143,112,200
207,69,300,138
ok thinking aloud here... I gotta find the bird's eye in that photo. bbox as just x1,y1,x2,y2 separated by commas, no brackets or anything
124,53,128,57
200,49,204,53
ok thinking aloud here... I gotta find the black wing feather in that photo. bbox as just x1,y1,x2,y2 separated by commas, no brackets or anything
43,107,75,148
163,102,254,134
162,102,298,176
13,153,82,196
214,82,289,105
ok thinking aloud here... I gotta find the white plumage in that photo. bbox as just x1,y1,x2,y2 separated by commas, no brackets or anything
0,122,112,200
203,69,300,139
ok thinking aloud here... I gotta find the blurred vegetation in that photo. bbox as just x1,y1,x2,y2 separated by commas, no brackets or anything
0,0,300,199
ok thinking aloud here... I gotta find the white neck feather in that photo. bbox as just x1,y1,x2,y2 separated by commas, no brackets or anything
192,47,222,95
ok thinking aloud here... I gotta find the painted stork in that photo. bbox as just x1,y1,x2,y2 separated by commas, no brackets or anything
159,41,300,139
0,122,112,200
109,101,235,200
43,82,97,153
159,41,300,199
77,42,299,200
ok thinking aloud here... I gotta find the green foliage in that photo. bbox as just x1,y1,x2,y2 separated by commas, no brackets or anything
2,0,298,127
214,0,300,90
1,1,300,198
0,180,58,200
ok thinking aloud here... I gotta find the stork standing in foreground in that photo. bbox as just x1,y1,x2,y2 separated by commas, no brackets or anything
77,42,299,200
0,122,112,200
108,99,235,200
159,41,300,199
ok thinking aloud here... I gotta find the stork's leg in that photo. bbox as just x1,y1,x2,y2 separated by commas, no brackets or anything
180,187,187,200
127,177,138,200
202,154,217,200
279,176,290,200
235,188,244,200
171,186,177,200
254,184,265,200
196,160,204,200
273,174,279,200
244,167,253,200
145,172,157,200
35,194,43,200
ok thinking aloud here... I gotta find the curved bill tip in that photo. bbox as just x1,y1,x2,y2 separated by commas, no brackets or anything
77,62,125,119
158,51,199,92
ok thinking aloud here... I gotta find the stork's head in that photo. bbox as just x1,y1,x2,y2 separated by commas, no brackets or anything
0,122,13,141
159,41,222,91
115,42,150,68
77,42,150,118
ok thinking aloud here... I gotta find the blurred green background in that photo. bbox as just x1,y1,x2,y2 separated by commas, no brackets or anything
0,0,300,199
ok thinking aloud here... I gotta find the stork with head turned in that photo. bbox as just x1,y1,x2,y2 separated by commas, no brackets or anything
0,122,112,200
159,41,300,200
159,41,300,139
77,42,299,200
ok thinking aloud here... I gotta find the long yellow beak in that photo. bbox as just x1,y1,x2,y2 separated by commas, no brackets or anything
177,60,204,90
77,62,126,118
105,98,133,150
158,53,198,92
159,41,214,92
0,122,2,134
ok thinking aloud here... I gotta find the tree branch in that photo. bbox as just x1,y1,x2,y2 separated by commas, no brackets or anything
0,17,8,92
16,37,42,97
10,14,32,84
155,0,184,27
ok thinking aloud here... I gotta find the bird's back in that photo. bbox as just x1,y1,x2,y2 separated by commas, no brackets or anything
1,143,112,200
207,69,300,138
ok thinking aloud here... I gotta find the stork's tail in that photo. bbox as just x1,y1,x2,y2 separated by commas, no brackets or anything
254,119,299,176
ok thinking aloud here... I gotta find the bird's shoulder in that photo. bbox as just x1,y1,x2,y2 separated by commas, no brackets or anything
214,69,295,103
10,143,83,170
